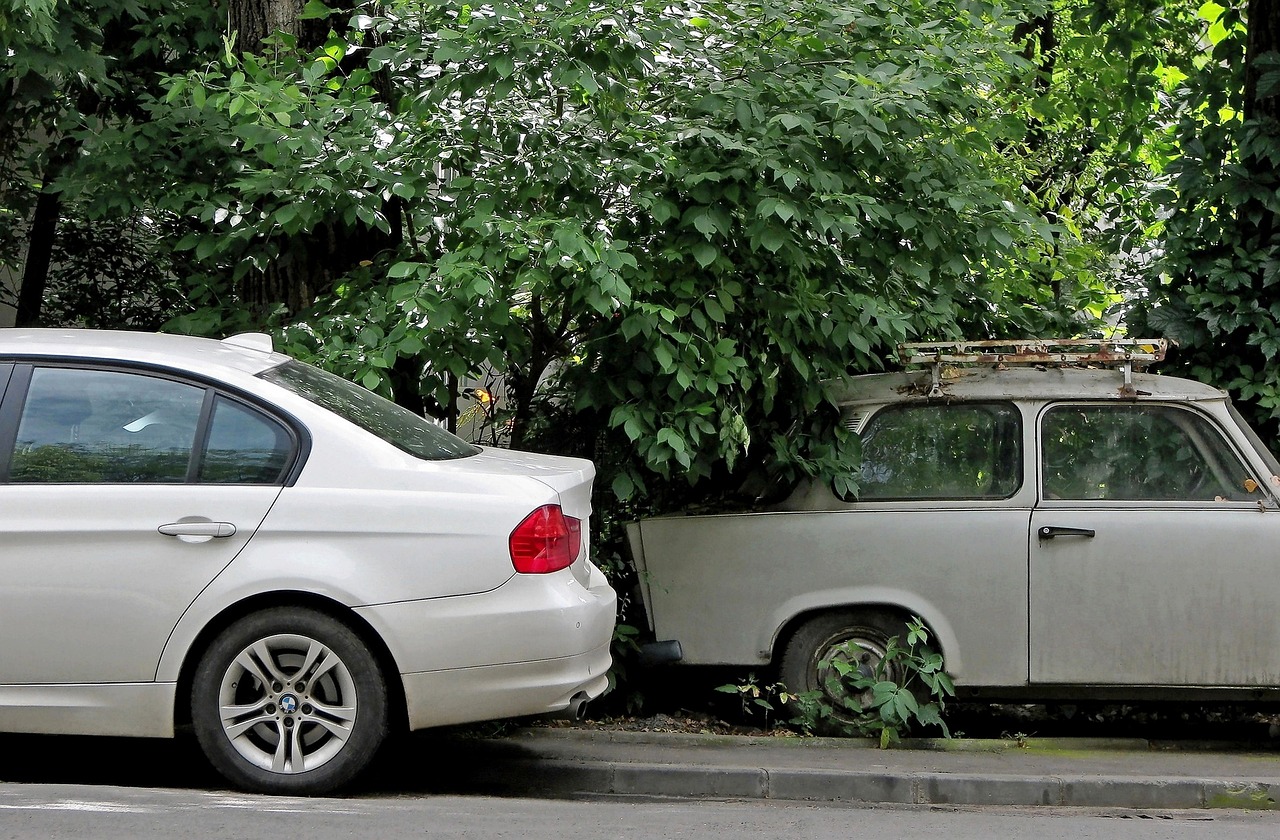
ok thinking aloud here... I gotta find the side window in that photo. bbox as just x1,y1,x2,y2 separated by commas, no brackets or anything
200,396,293,484
1041,404,1258,501
10,367,203,483
858,402,1022,500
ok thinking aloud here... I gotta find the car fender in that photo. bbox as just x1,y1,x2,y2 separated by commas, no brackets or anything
153,566,402,683
767,586,965,677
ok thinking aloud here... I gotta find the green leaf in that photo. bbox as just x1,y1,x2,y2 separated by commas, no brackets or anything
693,211,718,237
298,0,334,20
692,242,717,267
760,227,787,253
612,471,635,499
654,342,674,372
388,261,420,278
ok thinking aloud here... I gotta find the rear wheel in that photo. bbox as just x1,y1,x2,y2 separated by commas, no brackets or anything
191,608,389,795
779,610,912,725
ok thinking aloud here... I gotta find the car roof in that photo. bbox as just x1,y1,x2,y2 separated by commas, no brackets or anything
0,329,291,377
829,366,1229,407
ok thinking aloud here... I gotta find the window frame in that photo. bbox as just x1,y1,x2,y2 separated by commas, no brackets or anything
1035,400,1263,506
0,361,306,486
853,399,1025,503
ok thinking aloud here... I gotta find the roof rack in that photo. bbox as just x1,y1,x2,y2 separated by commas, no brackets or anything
898,339,1168,397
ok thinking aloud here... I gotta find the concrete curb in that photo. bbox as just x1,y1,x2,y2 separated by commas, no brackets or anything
448,728,1280,810
470,757,1280,810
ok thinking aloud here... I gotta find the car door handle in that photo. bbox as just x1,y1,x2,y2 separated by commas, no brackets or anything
158,522,237,539
1038,526,1095,540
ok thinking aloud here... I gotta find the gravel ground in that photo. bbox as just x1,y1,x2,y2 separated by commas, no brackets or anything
527,703,1280,745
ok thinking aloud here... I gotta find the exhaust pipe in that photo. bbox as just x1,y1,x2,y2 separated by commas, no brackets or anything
546,691,591,721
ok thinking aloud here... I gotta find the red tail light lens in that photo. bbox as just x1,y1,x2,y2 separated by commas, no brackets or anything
509,505,583,573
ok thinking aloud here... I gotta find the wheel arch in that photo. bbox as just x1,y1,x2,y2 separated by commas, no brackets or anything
769,593,962,676
172,591,408,733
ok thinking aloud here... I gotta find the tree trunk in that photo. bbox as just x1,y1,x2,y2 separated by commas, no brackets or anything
226,0,404,328
1246,0,1280,122
227,0,332,54
15,190,60,327
1240,0,1280,249
14,167,63,327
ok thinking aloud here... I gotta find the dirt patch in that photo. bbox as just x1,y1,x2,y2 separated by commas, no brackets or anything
529,702,1280,744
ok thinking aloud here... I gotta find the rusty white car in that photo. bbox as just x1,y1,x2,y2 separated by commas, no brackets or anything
629,340,1280,710
0,329,615,794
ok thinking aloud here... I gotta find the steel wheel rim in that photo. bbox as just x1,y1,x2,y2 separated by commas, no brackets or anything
217,633,359,775
814,632,891,713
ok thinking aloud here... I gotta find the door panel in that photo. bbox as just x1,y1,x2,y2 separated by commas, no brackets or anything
1029,506,1280,685
0,485,281,683
0,364,287,685
1030,401,1280,687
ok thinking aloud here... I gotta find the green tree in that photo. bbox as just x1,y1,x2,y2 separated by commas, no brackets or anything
1138,0,1280,442
984,1,1202,338
9,0,1160,500
1,0,218,327
133,0,1070,498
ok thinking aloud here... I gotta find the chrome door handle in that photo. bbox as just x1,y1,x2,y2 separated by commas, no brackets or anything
158,522,237,539
1038,526,1095,540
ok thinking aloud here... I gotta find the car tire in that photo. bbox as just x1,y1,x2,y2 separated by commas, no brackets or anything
191,608,389,795
779,610,917,729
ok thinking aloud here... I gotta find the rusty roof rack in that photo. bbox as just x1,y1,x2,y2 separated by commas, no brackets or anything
898,339,1168,397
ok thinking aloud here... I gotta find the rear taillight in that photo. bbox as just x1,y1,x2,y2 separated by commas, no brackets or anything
509,505,582,573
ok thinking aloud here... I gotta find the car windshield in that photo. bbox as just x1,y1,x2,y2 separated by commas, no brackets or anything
261,360,480,461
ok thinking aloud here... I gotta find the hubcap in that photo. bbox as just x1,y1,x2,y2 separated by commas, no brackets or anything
218,634,358,774
815,633,891,713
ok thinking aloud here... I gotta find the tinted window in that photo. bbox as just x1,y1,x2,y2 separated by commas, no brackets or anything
200,396,292,484
260,361,479,460
1041,404,1258,501
10,367,202,483
858,402,1022,500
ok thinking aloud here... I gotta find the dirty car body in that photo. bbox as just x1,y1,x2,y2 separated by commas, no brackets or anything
0,329,616,794
629,357,1280,701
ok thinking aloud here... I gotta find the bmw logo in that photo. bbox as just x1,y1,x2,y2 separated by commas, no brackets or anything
280,694,299,714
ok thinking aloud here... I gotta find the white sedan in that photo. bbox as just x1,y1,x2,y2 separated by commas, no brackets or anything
0,329,616,794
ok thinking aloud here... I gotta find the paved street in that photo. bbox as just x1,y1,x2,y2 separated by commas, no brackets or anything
4,726,1280,839
0,786,1279,840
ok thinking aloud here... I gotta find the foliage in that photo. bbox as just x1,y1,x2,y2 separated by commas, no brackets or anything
37,214,190,329
715,674,798,732
0,0,219,323
789,617,954,747
1135,1,1280,444
40,0,1094,506
973,1,1204,339
7,0,1265,484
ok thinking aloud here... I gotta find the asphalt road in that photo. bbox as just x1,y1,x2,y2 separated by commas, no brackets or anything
1,731,1279,838
4,728,1280,839
0,786,1278,840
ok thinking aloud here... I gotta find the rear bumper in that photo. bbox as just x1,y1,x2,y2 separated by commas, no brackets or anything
355,562,617,728
400,644,612,730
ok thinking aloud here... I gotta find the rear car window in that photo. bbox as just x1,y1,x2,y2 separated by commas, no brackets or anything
857,402,1022,500
261,361,480,461
200,396,293,483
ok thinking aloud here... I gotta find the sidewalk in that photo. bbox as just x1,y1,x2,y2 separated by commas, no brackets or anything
425,728,1280,810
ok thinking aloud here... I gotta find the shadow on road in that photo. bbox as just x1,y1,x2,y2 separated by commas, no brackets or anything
0,728,544,796
2,704,1279,797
